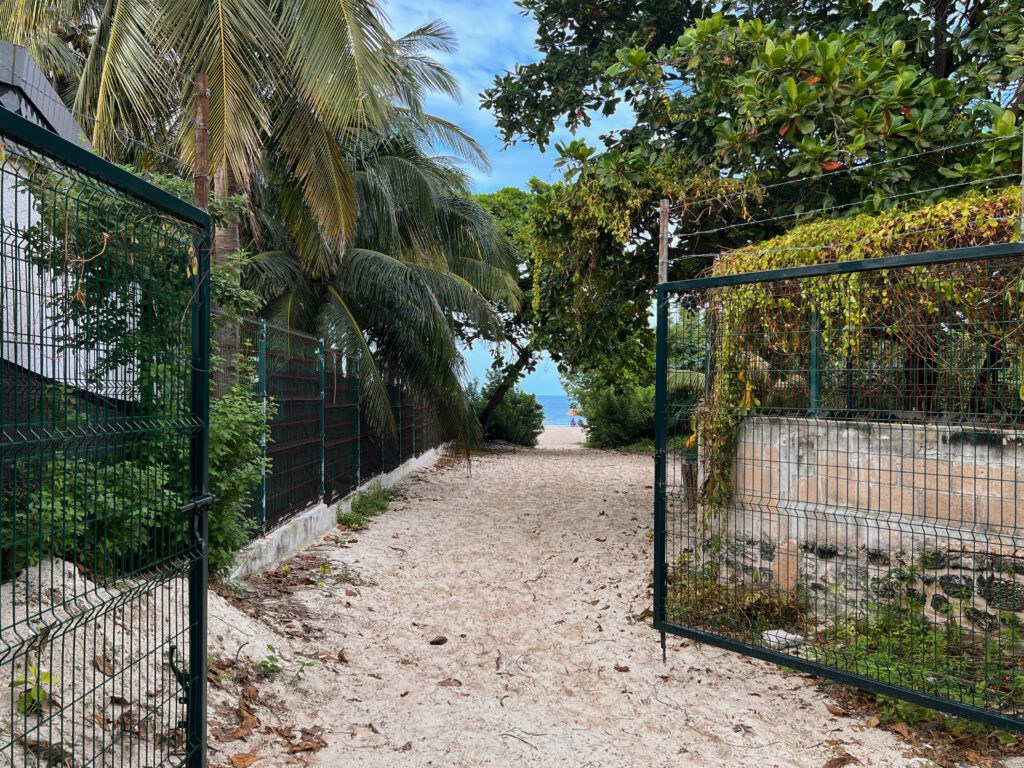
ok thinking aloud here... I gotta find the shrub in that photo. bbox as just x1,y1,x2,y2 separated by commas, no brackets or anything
206,352,275,576
577,384,655,448
471,373,544,447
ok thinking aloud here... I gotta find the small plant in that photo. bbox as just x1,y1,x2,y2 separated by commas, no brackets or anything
255,645,281,675
11,666,58,714
317,561,332,588
338,482,396,528
294,659,315,682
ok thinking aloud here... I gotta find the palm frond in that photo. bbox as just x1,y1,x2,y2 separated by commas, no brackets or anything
279,0,398,134
74,0,174,159
161,0,283,185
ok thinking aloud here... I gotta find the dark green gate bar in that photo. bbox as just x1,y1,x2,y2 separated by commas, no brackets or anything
655,241,1024,733
0,108,211,766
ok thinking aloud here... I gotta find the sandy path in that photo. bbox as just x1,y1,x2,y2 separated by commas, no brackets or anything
208,427,915,768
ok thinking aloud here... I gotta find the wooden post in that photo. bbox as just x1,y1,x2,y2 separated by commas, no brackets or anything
194,73,210,211
658,198,669,284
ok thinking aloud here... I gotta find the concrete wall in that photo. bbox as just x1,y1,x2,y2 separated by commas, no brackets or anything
703,416,1024,633
724,416,1024,554
228,445,446,580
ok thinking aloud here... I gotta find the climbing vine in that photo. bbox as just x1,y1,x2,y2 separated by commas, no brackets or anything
693,189,1024,516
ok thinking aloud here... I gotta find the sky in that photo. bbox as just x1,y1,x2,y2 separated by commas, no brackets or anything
385,0,630,397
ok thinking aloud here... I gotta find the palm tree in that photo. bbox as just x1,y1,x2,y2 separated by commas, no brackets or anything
244,125,519,437
3,0,519,438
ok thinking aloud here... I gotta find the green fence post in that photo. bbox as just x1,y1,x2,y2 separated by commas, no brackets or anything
187,223,212,768
809,310,821,418
653,284,669,664
318,338,326,499
354,356,360,486
256,319,267,529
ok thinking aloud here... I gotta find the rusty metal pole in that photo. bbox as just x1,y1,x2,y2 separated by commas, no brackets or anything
659,198,669,284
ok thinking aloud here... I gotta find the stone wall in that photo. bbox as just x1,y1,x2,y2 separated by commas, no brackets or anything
708,416,1024,633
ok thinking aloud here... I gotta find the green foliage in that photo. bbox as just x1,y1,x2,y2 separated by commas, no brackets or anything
666,562,811,640
10,667,58,714
255,645,282,675
207,351,275,576
294,658,315,682
513,4,1023,393
337,481,396,528
469,369,545,447
695,189,1022,511
485,1,1024,153
575,382,656,449
812,600,1024,713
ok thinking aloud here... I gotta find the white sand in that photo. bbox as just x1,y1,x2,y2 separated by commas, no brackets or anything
207,431,916,768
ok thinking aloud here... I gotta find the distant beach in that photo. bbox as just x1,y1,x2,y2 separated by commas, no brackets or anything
535,394,585,426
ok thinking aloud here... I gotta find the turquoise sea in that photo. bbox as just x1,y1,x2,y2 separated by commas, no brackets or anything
535,394,584,426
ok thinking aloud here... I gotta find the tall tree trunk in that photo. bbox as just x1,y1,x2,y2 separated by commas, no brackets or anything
213,164,239,266
212,163,240,375
930,0,954,79
479,344,535,434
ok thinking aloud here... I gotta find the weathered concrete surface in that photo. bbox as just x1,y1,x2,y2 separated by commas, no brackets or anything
728,416,1024,552
229,446,446,579
699,416,1024,634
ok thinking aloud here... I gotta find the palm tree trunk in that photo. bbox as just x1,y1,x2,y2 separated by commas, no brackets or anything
213,164,239,265
212,163,240,372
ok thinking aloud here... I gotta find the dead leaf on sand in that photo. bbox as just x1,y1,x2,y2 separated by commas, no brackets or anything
886,723,910,739
230,754,260,768
438,678,462,687
825,703,849,717
822,754,860,768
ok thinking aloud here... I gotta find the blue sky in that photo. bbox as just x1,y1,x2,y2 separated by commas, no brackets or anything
385,0,629,396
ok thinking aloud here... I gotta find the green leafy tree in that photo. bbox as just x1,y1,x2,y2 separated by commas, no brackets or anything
469,367,544,448
471,187,541,433
483,0,1024,149
519,8,1022,388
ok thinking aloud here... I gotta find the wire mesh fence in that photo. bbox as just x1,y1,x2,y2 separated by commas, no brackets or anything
0,109,211,765
656,241,1024,731
227,320,447,537
263,326,321,531
324,353,359,504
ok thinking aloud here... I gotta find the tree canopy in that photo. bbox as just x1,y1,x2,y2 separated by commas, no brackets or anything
494,2,1024,388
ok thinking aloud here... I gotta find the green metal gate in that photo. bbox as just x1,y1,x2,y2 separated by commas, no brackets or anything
0,109,211,765
655,241,1024,732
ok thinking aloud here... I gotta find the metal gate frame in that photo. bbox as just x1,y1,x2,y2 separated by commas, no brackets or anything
654,240,1024,734
0,107,212,766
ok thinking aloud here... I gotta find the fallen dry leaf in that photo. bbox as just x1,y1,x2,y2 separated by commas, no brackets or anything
437,678,462,687
93,655,115,676
822,754,859,768
865,716,880,728
241,686,259,702
230,754,260,768
613,664,630,673
886,722,910,739
212,702,261,742
345,588,357,597
825,703,849,717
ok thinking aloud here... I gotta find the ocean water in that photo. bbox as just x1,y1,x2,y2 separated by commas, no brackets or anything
535,394,584,426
